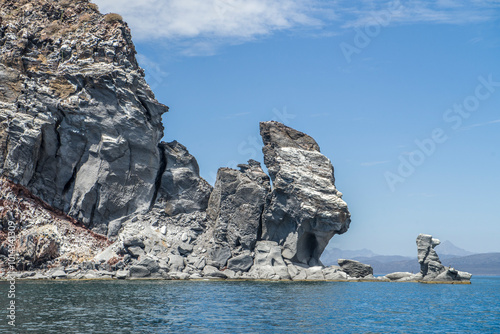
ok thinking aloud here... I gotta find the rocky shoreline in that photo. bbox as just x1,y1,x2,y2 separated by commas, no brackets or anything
0,0,471,284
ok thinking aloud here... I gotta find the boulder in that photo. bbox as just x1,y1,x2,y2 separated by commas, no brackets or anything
338,259,373,278
323,266,347,280
51,269,67,279
202,265,228,279
287,263,308,280
227,254,254,272
127,246,145,258
16,233,60,269
116,270,129,279
136,257,160,273
129,265,151,278
305,266,325,280
209,246,232,269
168,254,185,272
178,243,194,255
123,238,145,249
170,272,190,280
385,272,415,281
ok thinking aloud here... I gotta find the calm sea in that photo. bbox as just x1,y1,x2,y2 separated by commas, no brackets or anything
1,277,499,333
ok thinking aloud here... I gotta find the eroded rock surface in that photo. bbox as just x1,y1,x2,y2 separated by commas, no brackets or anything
0,0,169,234
414,234,471,282
0,0,357,281
338,259,373,278
158,141,212,216
207,160,270,251
260,121,351,266
0,177,110,272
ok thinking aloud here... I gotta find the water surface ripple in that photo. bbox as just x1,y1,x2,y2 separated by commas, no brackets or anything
1,277,499,333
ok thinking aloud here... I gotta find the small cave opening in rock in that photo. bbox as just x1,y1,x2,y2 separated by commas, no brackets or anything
296,232,318,264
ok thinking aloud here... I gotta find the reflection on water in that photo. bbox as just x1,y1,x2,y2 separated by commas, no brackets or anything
0,277,499,333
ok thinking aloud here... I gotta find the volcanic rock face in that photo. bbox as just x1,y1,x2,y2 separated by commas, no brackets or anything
207,160,270,251
0,177,110,272
260,121,351,266
158,141,212,216
0,0,167,233
0,0,354,280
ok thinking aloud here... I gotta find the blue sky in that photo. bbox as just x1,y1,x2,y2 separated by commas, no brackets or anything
94,0,500,256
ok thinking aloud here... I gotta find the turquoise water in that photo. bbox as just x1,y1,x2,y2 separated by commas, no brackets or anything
0,277,499,333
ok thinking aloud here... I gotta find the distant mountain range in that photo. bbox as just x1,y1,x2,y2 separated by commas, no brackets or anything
321,241,500,275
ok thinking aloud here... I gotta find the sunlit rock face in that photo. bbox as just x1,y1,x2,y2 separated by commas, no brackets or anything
260,121,351,266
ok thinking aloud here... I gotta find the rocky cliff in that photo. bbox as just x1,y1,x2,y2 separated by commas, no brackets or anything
0,0,167,234
0,1,470,283
0,0,353,280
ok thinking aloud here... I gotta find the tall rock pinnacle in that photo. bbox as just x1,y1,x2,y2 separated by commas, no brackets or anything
260,121,351,266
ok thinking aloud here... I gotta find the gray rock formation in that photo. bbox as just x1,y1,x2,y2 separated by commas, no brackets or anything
0,0,356,281
0,0,169,233
260,121,351,266
415,234,471,282
416,234,443,280
384,272,414,281
207,160,270,251
338,259,374,278
157,141,212,216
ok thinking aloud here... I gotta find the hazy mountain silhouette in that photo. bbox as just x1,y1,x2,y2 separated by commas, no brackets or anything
321,241,500,275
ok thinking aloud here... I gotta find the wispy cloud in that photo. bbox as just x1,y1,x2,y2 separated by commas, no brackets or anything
361,160,390,167
94,1,327,46
339,0,500,28
460,119,500,130
93,0,500,55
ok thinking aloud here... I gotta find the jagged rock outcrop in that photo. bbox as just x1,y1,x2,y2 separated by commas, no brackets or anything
260,121,351,266
416,234,443,280
207,160,270,251
0,0,168,233
415,234,471,282
157,141,212,216
1,0,357,281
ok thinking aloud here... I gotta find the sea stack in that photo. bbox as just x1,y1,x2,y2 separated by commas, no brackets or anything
414,234,472,282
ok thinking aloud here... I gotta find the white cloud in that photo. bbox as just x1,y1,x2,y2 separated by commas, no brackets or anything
93,0,325,41
92,0,500,55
